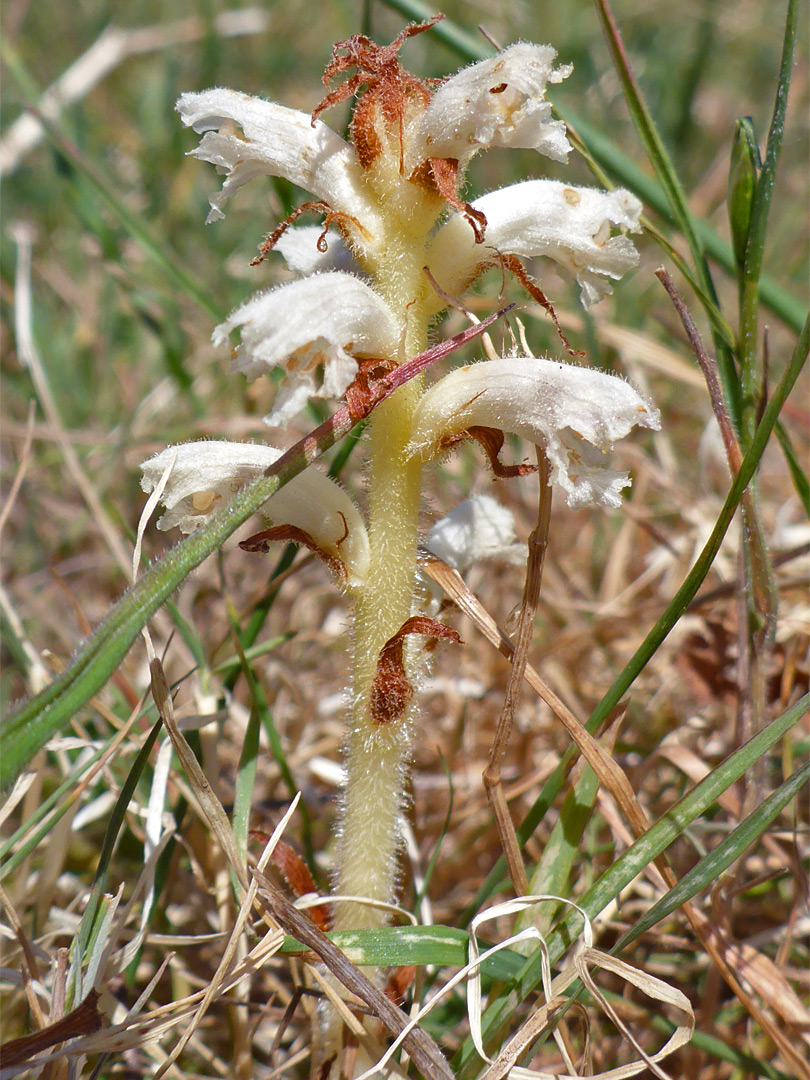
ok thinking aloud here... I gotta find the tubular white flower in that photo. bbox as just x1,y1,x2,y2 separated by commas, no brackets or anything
414,43,571,166
407,355,661,509
426,494,525,571
177,89,381,239
427,181,642,308
212,272,400,425
140,441,369,587
275,226,363,278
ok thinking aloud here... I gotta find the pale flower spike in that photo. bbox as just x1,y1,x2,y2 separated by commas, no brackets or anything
140,442,369,588
149,20,663,1075
407,353,661,508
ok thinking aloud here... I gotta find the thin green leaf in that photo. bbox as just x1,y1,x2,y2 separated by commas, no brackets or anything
592,0,739,425
72,718,162,1000
1,423,346,790
774,420,810,517
1,40,223,324
579,313,808,744
614,759,810,954
280,923,526,981
465,314,808,918
232,676,262,868
453,691,809,1076
0,742,111,876
2,313,508,789
650,1013,792,1080
522,759,601,935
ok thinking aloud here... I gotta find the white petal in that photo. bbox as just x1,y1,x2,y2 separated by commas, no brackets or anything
415,44,571,164
426,495,525,571
427,181,642,308
407,355,660,509
275,226,363,277
177,89,379,233
140,441,369,586
212,273,399,425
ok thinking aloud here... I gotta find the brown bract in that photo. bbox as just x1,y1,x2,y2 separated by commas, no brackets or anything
239,523,348,582
370,615,461,726
311,14,488,243
310,16,442,164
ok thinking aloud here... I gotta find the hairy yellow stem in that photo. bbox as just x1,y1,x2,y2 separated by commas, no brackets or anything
333,242,430,932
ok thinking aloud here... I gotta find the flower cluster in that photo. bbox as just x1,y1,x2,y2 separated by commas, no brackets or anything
141,17,658,956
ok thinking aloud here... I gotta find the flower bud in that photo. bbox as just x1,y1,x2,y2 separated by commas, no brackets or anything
727,118,760,267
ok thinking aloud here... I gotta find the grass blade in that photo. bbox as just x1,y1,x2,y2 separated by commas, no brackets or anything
614,759,810,953
454,691,809,1075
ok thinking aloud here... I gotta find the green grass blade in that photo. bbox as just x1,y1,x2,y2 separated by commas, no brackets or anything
72,718,163,994
465,314,808,917
0,742,110,876
614,759,810,954
0,418,349,790
523,759,601,929
281,923,526,981
739,0,797,445
774,420,810,517
650,1013,791,1080
453,690,809,1075
578,312,808,742
233,700,261,865
592,0,739,424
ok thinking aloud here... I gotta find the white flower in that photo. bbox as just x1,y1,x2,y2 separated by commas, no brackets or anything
413,43,571,166
212,272,399,425
275,226,363,278
407,354,661,508
427,181,642,308
140,441,369,587
425,494,525,571
176,89,382,254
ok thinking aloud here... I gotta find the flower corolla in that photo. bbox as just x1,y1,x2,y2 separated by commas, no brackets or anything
213,272,399,425
412,43,572,165
140,441,369,587
407,354,661,509
425,494,525,571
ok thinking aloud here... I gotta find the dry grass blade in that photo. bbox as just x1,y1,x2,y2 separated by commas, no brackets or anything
483,449,553,897
147,654,248,892
0,989,103,1068
0,9,271,175
252,872,455,1080
421,551,810,1076
467,897,693,1080
152,797,298,1078
420,554,649,835
11,224,134,580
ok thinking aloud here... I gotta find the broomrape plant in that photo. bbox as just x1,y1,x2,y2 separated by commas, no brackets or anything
141,8,659,1031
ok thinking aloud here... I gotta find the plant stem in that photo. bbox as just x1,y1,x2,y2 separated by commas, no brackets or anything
333,244,430,930
333,383,425,931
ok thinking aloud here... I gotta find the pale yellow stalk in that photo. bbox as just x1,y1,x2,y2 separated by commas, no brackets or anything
332,215,434,932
